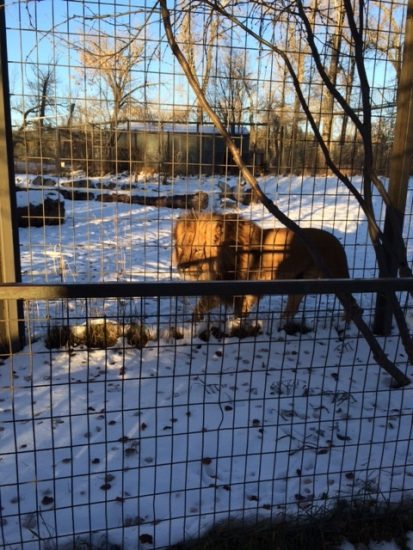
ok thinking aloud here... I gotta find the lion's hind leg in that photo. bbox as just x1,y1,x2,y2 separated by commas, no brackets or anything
280,268,318,325
280,267,321,334
282,293,305,322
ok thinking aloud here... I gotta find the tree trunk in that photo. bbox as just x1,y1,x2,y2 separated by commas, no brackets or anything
373,0,413,334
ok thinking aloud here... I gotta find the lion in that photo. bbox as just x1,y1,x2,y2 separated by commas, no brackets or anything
173,212,353,325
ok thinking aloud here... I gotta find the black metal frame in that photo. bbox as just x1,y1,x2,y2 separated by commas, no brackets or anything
1,277,412,549
1,277,412,300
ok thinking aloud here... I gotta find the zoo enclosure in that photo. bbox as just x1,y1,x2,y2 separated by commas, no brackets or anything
1,0,413,548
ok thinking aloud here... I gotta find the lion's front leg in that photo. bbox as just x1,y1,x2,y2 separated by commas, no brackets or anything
192,295,221,322
233,294,258,318
229,294,262,338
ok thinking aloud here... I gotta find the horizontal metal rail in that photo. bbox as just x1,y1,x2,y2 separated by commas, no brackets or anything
0,278,412,300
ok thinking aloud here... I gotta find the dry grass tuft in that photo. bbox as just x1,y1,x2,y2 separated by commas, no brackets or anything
169,501,413,550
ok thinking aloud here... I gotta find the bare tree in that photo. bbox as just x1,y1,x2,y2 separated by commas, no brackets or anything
178,4,222,126
160,0,412,386
79,33,146,123
209,0,412,303
287,26,307,173
78,32,148,173
14,65,57,131
12,64,63,166
320,0,346,151
366,0,405,85
208,48,254,131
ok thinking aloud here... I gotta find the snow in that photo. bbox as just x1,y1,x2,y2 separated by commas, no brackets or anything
1,173,413,549
15,189,64,208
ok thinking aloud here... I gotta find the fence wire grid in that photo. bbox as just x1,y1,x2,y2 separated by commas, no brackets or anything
1,0,413,548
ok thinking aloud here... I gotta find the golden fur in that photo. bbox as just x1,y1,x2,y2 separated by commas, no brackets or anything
173,212,262,281
247,226,351,321
173,212,351,322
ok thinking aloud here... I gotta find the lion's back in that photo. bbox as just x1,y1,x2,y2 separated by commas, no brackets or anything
258,227,349,279
174,215,349,283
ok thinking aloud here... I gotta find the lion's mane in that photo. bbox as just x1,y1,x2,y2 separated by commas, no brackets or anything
173,211,262,283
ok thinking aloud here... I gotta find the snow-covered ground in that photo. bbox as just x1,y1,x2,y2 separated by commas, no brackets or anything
1,173,413,549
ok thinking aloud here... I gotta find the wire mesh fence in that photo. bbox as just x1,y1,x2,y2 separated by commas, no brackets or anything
6,0,413,285
1,280,413,548
2,0,413,547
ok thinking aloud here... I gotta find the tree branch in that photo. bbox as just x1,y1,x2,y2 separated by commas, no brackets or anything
159,0,410,386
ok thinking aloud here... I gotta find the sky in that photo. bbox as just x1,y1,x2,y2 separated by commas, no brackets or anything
4,0,405,132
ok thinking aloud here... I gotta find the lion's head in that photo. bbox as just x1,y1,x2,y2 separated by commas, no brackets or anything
173,212,225,280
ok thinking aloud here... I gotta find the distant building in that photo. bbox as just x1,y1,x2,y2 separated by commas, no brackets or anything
13,122,250,176
117,122,250,175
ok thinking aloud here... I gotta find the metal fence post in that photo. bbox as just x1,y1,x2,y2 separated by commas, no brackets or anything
0,1,24,353
373,0,413,335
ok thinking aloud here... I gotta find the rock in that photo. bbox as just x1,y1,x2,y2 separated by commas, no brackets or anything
98,190,208,209
31,175,56,187
59,179,92,189
126,323,151,349
58,188,95,201
58,179,96,200
71,321,120,349
16,190,65,227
